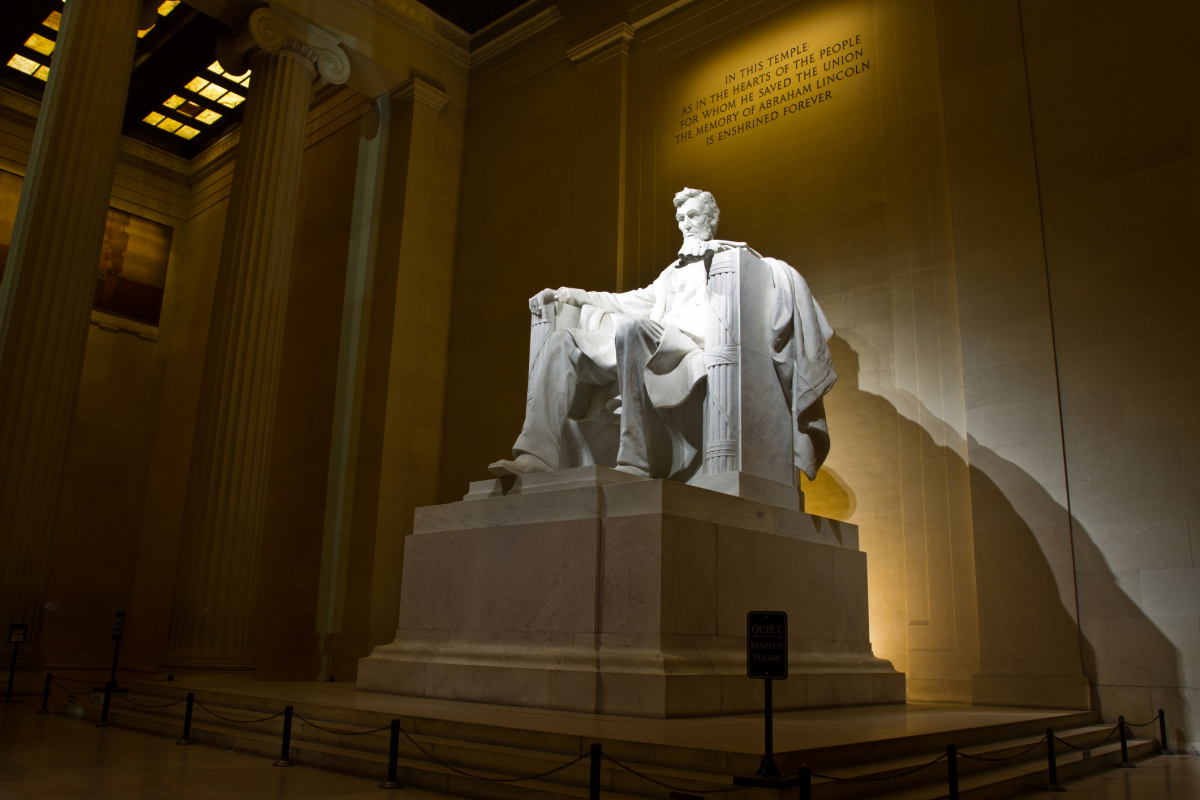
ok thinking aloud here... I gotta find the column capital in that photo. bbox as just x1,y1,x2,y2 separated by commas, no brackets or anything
391,77,449,113
566,22,635,63
217,6,350,85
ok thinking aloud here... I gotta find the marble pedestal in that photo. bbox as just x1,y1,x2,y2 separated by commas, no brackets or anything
358,467,904,717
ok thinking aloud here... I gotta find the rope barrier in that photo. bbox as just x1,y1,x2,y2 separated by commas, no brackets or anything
959,735,1048,762
50,675,116,686
1054,725,1119,751
397,725,590,785
193,701,285,725
1123,716,1160,728
293,713,392,737
51,678,87,695
115,694,187,710
602,751,787,795
812,751,947,782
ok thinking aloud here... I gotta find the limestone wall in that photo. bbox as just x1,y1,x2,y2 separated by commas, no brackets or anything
438,0,1199,746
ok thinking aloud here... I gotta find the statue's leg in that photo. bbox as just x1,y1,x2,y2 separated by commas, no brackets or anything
512,329,605,470
613,318,669,477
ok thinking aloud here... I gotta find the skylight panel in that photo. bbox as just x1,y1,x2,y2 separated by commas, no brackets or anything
139,1,183,39
6,55,38,76
24,34,55,56
141,63,253,143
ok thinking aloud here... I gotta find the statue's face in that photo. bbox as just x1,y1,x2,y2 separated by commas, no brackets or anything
676,196,714,241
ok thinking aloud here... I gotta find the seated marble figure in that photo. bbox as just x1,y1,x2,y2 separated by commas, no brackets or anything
489,188,837,497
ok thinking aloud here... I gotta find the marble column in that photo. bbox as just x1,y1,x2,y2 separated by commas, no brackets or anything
0,0,146,666
566,23,633,292
160,8,349,672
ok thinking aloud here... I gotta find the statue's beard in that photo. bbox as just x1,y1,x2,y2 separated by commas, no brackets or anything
682,222,714,245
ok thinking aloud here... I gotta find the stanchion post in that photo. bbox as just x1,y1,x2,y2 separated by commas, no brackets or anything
4,639,19,703
797,766,812,800
946,743,958,800
35,674,51,714
95,685,112,727
588,742,601,800
380,718,401,789
1118,715,1135,768
176,693,194,745
756,678,781,778
273,705,294,767
1159,708,1168,754
1045,728,1065,792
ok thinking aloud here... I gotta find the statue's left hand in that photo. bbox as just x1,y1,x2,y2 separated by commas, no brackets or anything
529,288,557,316
554,287,588,307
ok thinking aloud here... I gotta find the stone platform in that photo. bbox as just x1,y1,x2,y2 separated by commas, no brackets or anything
358,466,904,717
61,679,1156,800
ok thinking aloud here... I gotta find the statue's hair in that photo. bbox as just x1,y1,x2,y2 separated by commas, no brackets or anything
673,187,720,233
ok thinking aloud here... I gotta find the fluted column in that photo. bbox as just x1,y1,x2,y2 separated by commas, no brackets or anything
160,8,349,671
0,0,146,666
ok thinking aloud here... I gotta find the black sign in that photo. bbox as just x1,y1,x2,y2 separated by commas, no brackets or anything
746,611,788,679
9,624,27,645
111,611,126,643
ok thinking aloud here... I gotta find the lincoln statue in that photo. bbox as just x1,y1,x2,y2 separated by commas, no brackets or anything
489,188,838,486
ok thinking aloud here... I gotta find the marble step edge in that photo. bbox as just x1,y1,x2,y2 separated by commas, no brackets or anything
56,701,700,800
870,738,1160,800
60,699,748,793
115,683,1102,773
366,637,894,674
806,727,1153,800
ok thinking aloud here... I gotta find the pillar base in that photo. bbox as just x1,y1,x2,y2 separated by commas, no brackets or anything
157,654,256,675
972,672,1091,710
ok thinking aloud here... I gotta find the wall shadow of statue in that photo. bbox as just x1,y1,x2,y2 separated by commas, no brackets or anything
811,336,1181,741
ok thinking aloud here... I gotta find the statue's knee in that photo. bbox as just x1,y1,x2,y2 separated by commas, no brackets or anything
615,318,651,348
545,329,574,357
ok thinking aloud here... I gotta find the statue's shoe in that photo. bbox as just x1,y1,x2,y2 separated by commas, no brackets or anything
614,464,651,478
488,454,553,478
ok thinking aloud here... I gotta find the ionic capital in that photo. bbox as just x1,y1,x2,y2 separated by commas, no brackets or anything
216,6,350,85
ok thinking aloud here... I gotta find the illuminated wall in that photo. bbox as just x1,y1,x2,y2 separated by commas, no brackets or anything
442,0,1200,744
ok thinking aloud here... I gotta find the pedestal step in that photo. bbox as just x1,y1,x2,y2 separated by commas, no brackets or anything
57,683,1160,800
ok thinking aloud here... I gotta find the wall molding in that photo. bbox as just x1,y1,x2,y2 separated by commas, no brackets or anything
349,0,470,65
471,6,562,66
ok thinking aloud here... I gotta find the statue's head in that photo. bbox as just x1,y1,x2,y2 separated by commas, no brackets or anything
673,188,719,242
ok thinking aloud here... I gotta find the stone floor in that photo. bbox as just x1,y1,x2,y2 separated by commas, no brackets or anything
1,690,1193,799
1019,754,1197,798
0,700,459,799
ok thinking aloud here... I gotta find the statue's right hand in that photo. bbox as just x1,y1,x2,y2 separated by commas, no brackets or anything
529,288,557,317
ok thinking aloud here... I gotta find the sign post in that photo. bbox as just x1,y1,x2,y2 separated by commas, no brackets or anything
107,611,125,690
4,624,27,703
747,611,787,778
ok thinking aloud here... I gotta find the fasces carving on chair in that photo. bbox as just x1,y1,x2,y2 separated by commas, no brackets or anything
488,188,837,510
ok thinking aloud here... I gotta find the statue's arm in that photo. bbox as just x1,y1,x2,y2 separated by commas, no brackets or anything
529,282,657,318
576,282,658,318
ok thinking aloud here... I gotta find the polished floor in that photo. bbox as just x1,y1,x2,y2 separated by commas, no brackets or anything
0,701,459,799
1,691,1194,799
1020,754,1197,799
